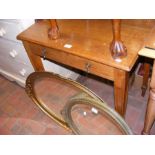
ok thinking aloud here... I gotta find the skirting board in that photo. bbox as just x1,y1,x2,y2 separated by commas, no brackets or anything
0,69,80,88
0,69,25,87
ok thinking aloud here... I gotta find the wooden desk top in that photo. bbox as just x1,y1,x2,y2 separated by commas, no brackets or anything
17,20,155,71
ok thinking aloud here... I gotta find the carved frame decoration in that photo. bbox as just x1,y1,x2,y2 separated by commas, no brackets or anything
25,71,132,134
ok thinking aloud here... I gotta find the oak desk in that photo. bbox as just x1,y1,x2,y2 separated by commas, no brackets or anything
17,20,153,117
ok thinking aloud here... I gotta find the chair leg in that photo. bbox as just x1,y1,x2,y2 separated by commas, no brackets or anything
110,19,127,59
141,62,150,97
48,19,60,40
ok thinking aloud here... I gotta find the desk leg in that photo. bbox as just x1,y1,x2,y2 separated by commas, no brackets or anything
114,69,129,117
23,41,45,71
142,60,155,134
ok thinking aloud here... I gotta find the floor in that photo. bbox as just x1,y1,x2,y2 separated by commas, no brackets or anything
0,69,155,135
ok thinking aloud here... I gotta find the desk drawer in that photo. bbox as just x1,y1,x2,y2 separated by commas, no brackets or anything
0,38,32,66
0,21,22,42
0,55,34,79
29,43,115,81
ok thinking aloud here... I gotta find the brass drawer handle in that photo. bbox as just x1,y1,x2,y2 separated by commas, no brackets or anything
85,62,91,73
41,48,46,60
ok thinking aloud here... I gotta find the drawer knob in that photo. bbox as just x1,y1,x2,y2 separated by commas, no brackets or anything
19,69,26,76
41,48,46,60
0,28,6,37
9,49,18,58
85,62,91,73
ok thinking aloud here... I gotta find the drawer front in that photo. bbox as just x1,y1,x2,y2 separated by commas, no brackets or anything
0,38,32,66
0,55,34,79
0,21,23,42
30,43,115,81
42,58,79,79
0,19,20,23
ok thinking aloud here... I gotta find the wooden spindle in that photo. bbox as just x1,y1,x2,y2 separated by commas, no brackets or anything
142,60,155,134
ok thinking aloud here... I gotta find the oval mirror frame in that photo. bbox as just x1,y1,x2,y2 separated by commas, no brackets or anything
25,71,105,131
62,94,133,135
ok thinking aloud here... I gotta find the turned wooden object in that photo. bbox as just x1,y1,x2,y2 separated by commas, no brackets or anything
142,60,155,134
48,19,60,40
110,19,127,59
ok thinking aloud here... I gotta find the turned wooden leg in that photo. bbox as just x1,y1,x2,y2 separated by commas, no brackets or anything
48,19,60,40
110,19,127,59
142,60,155,134
114,69,129,117
141,62,150,97
23,41,45,71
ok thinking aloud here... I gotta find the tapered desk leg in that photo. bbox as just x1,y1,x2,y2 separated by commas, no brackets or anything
23,41,45,71
114,69,129,117
142,60,155,134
